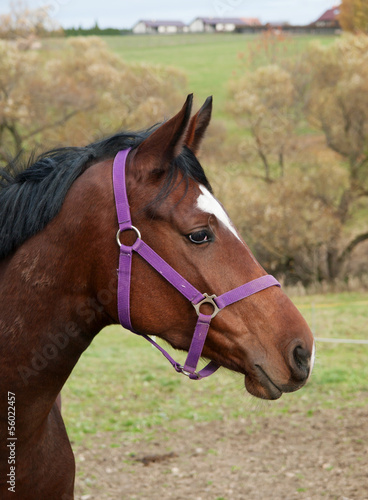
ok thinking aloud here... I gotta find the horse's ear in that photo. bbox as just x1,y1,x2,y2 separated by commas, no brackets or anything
185,96,212,154
132,94,193,173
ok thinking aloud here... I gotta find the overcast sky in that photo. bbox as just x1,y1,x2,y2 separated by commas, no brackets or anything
0,0,336,29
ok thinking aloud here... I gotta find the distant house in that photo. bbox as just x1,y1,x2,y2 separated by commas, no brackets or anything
311,5,340,28
189,17,261,33
266,21,290,29
132,20,187,34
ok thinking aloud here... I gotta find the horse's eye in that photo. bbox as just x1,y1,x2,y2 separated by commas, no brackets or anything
188,230,212,244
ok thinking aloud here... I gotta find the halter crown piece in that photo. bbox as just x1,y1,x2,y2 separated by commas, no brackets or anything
113,149,280,380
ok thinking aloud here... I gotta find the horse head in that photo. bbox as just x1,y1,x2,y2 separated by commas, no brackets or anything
96,94,315,400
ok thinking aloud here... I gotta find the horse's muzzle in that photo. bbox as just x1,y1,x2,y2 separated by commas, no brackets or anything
245,341,315,400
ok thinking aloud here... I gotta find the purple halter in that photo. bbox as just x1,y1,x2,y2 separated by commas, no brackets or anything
113,149,280,380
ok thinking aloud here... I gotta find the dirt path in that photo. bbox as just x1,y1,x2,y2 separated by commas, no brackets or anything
74,406,368,500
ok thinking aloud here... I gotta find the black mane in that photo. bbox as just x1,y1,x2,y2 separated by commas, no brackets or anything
0,129,211,260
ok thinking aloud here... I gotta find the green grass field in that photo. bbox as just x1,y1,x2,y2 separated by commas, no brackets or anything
103,33,336,123
63,291,368,445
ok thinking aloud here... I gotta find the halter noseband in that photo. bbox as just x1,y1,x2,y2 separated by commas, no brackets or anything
113,149,280,380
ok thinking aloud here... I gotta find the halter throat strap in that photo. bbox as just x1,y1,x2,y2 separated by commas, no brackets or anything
113,149,280,380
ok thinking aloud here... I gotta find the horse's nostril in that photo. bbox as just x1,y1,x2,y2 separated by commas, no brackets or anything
292,345,310,380
294,346,309,369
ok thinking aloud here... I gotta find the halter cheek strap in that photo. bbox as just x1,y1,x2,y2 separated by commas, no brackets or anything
113,149,280,380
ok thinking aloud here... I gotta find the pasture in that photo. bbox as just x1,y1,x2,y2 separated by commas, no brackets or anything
104,33,335,124
64,293,368,499
103,34,335,101
55,33,367,498
64,293,368,442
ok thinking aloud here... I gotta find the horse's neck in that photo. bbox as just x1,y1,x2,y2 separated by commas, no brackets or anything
0,160,116,435
0,240,106,437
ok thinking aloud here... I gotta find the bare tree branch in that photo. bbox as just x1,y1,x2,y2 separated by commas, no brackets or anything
23,105,95,141
338,232,368,266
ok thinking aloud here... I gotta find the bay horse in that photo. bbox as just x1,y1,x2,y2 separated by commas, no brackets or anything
0,95,314,499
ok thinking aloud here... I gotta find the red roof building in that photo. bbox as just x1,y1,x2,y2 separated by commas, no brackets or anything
312,5,340,27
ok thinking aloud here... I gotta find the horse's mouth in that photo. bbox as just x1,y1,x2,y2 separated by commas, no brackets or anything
245,365,283,400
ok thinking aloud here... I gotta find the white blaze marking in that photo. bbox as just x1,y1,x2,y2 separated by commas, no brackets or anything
197,186,241,240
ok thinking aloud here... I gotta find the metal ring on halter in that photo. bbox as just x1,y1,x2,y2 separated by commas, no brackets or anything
178,365,200,379
116,226,141,248
192,293,220,319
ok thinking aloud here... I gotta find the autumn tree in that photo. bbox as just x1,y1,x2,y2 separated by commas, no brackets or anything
227,34,368,284
339,0,368,33
228,64,301,182
0,37,186,164
0,1,61,40
299,35,368,280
